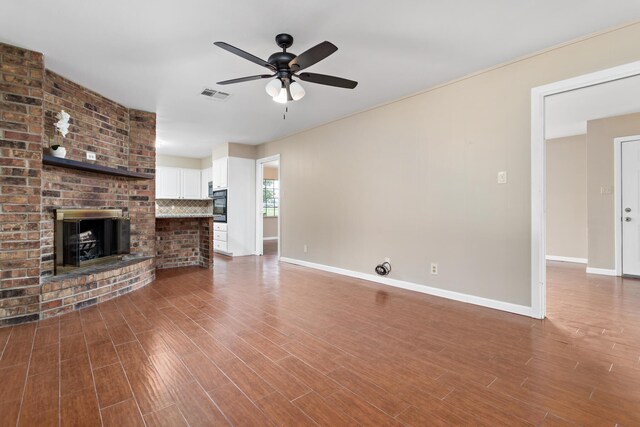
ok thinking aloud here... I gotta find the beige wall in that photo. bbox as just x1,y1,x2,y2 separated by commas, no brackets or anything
229,142,257,159
264,217,278,239
157,154,201,169
200,155,212,169
211,142,257,160
263,165,278,180
211,143,228,160
587,112,640,269
257,22,640,307
546,135,587,260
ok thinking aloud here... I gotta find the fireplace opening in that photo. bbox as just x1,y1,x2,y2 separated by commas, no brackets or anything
55,209,130,275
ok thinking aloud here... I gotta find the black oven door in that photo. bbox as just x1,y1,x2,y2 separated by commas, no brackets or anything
212,190,227,222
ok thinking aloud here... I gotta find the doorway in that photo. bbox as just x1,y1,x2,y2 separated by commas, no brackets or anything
532,61,640,319
255,155,280,257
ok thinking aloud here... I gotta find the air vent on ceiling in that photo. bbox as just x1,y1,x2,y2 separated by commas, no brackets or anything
200,88,231,101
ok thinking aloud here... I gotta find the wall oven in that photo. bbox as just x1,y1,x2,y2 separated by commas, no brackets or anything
212,189,227,223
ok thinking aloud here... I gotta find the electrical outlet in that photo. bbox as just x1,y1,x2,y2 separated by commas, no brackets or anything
600,186,613,195
430,263,438,275
86,151,96,161
384,257,391,263
497,171,507,184
303,244,308,253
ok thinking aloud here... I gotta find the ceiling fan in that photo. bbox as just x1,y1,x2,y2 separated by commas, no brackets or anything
214,33,358,104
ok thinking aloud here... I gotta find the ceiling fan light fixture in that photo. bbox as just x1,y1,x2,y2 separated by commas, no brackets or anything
290,81,305,101
265,79,282,97
273,87,288,104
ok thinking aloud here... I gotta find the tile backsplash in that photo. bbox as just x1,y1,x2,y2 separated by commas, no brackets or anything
156,199,212,216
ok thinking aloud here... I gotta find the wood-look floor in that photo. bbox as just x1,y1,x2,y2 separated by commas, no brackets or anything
1,257,639,426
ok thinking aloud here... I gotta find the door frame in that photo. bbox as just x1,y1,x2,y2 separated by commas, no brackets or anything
255,154,281,258
531,60,640,319
614,135,640,276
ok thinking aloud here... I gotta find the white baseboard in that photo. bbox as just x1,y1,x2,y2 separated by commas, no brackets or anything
263,237,278,241
586,267,618,276
546,255,587,264
279,257,532,317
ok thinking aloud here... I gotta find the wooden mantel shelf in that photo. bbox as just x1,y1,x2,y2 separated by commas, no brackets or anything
42,155,153,180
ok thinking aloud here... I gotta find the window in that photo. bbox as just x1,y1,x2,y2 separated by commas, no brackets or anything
263,179,279,217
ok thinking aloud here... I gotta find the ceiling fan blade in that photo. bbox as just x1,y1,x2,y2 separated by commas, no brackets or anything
217,74,275,85
289,41,338,72
214,42,276,72
283,78,293,102
296,72,358,89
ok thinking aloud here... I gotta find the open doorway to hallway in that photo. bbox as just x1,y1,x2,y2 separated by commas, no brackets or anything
255,155,280,257
544,73,640,319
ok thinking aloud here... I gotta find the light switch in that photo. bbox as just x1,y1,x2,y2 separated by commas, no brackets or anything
600,186,613,195
497,171,508,184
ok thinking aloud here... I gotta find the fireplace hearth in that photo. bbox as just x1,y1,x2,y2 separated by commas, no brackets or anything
55,209,130,275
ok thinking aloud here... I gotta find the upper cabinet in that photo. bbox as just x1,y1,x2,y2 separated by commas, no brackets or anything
180,168,201,199
212,157,228,189
156,167,181,199
156,166,208,200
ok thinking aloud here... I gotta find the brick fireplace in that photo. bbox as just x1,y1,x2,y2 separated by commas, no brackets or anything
0,42,157,325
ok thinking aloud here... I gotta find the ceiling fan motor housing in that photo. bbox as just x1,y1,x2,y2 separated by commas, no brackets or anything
270,34,297,78
275,33,294,50
268,52,296,72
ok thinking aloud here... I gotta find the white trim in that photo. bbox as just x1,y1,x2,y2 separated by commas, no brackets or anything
280,257,532,317
531,60,640,320
255,154,281,258
586,267,618,276
263,237,278,241
545,255,587,264
615,137,623,276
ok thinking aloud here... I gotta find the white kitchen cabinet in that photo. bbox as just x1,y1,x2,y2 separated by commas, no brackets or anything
180,168,201,200
156,166,181,199
156,166,205,200
212,157,228,189
201,167,212,199
213,156,255,257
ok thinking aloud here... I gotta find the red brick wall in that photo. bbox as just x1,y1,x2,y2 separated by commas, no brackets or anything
156,218,213,269
43,70,129,167
200,218,214,268
0,44,45,324
128,110,156,257
40,72,156,276
40,258,154,319
0,42,157,325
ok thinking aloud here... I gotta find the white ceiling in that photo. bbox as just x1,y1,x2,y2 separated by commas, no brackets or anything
2,1,640,157
545,74,640,139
